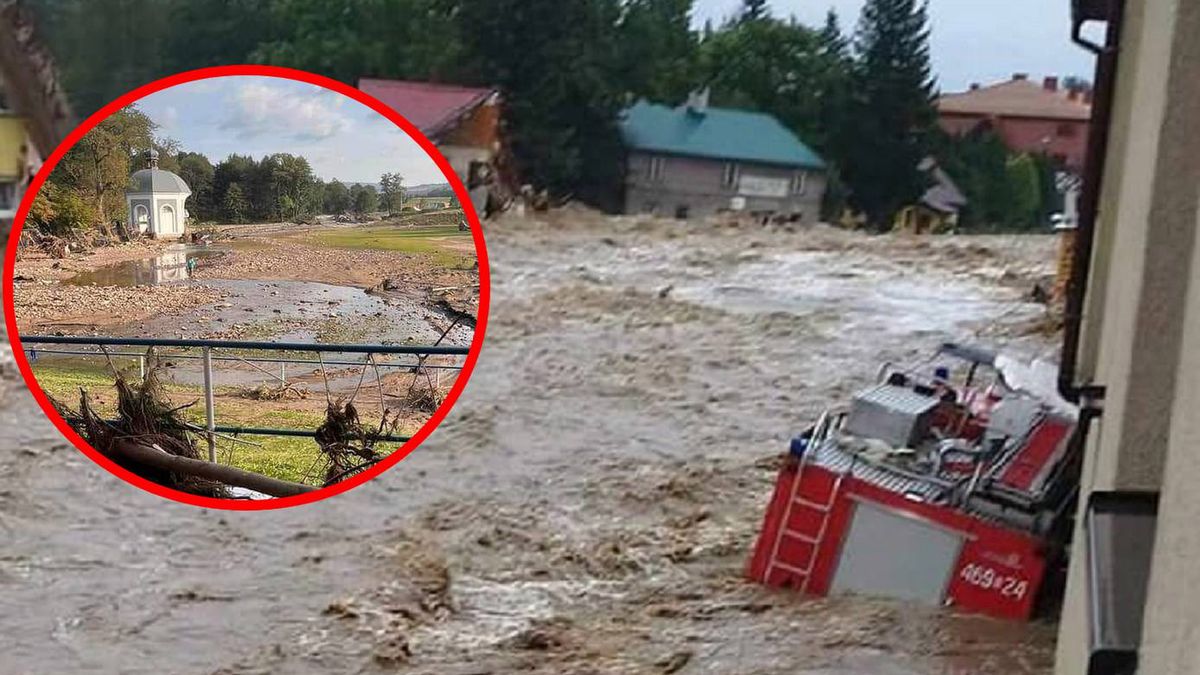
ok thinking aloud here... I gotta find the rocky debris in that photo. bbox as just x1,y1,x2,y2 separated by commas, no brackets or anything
193,231,473,297
13,280,227,332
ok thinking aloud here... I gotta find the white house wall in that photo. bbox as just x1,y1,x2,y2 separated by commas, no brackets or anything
126,192,188,239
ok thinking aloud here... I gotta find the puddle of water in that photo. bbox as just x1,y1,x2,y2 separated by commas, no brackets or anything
63,245,227,287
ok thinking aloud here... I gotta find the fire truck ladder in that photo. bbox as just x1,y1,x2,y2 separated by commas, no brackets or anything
763,411,848,593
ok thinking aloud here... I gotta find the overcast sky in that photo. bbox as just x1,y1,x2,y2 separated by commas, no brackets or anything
135,76,448,185
693,0,1098,92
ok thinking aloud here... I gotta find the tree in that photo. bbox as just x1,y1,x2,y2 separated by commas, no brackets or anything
28,183,97,234
177,152,216,221
810,10,855,218
251,0,465,85
457,0,626,203
739,0,769,23
52,106,155,226
819,9,851,59
323,179,352,214
701,17,827,148
212,154,258,219
27,185,57,232
379,173,406,214
222,182,249,223
615,0,699,103
269,153,319,221
841,0,937,229
351,184,378,214
1005,153,1042,229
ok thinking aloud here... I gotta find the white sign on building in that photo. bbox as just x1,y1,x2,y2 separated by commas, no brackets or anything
738,174,790,198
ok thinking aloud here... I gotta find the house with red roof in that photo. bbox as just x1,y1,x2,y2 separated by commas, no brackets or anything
358,78,503,214
937,74,1092,172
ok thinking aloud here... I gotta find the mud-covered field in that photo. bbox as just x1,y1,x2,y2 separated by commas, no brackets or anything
2,210,1062,674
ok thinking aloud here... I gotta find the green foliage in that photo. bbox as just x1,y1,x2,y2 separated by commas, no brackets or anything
933,129,1051,231
28,182,94,233
29,183,96,233
30,0,701,206
700,18,827,150
615,0,700,103
32,0,950,221
222,182,249,224
28,0,271,115
204,153,320,223
50,106,155,226
323,179,352,214
696,8,857,215
840,0,937,229
379,172,406,214
177,152,216,221
27,185,56,230
51,190,98,232
1006,154,1041,228
267,153,320,221
251,0,465,85
740,0,769,22
456,0,627,203
351,184,378,214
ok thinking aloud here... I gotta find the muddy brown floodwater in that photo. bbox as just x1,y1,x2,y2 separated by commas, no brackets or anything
1,211,1062,674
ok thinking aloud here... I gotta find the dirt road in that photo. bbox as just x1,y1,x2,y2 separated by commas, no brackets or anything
1,211,1061,674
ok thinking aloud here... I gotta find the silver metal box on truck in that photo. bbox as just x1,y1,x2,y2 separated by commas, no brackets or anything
844,384,940,448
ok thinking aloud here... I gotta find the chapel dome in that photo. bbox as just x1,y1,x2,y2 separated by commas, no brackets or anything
127,149,191,195
129,167,191,194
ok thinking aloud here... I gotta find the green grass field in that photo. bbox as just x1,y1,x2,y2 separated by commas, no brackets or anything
310,224,472,267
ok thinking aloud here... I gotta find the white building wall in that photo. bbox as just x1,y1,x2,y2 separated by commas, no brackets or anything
127,192,188,239
1055,0,1200,672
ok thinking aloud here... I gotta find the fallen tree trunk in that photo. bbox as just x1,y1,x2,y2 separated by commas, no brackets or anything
111,440,318,498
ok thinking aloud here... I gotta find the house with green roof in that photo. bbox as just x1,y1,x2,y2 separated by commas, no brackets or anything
620,92,827,222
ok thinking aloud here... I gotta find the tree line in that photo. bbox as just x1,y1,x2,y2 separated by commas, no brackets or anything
28,106,409,234
30,0,1067,230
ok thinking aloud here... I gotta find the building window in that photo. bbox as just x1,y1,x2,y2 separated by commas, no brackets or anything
1057,123,1078,138
648,156,667,182
722,162,740,189
791,171,807,195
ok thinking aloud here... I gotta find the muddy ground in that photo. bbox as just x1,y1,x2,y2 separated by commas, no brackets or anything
2,210,1062,674
11,214,476,413
12,215,477,336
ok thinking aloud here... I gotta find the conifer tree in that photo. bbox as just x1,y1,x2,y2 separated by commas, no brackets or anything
740,0,769,22
843,0,937,228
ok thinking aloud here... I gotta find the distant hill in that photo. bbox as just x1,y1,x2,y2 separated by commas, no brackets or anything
406,183,454,197
341,182,453,197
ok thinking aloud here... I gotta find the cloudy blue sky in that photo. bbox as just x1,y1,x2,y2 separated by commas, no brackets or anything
693,0,1099,91
135,76,448,185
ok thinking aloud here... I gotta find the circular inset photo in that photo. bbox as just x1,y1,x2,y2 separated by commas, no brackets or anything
3,66,489,509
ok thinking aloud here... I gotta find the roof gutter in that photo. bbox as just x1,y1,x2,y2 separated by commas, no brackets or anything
1059,0,1126,405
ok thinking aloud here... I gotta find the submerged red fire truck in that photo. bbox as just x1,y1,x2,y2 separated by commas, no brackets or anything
748,343,1080,620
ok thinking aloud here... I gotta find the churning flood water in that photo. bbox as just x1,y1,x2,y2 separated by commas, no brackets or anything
1,218,1061,673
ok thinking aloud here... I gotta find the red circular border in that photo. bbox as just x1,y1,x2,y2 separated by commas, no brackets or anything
2,65,491,510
